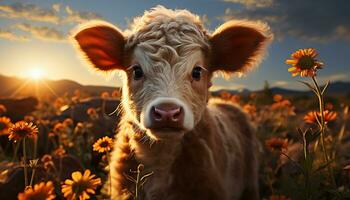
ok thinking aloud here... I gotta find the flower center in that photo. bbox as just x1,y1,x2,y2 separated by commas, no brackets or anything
72,180,89,196
29,191,50,200
16,128,30,137
100,141,109,148
297,56,315,70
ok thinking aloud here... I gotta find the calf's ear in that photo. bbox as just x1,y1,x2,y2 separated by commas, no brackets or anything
210,20,273,74
71,21,125,71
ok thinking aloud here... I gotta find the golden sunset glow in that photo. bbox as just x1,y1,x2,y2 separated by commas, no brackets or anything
29,68,44,80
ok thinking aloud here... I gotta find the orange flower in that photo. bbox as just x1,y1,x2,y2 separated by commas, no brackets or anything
271,100,292,110
61,169,102,200
41,154,55,170
63,118,74,127
304,111,318,124
304,110,337,124
93,136,113,153
101,91,110,99
265,137,288,152
265,195,290,200
53,122,65,132
219,91,231,100
273,94,283,102
48,132,56,138
286,48,323,77
0,104,7,115
18,181,56,200
230,95,241,104
243,104,257,118
87,108,97,116
250,92,257,99
74,122,85,135
0,117,12,136
323,110,337,122
111,90,120,98
8,121,38,142
53,146,66,157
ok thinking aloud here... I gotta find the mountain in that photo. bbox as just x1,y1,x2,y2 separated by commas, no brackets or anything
270,81,350,96
0,74,119,98
211,82,350,97
0,74,349,99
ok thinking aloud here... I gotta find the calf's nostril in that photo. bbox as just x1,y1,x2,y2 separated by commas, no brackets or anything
151,103,184,127
153,107,163,121
171,108,181,121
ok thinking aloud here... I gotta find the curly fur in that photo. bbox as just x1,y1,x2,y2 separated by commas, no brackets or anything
71,5,272,200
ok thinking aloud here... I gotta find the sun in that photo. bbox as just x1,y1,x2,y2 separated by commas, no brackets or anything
29,68,44,80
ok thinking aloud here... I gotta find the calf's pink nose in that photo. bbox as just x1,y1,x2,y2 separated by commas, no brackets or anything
150,103,184,129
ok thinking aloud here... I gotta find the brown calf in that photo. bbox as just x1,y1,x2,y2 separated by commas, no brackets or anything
72,6,272,200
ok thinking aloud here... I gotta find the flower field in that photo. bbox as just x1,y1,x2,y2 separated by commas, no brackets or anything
0,48,349,199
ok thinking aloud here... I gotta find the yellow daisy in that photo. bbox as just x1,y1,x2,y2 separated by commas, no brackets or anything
93,136,113,153
61,169,102,200
286,48,323,77
0,116,12,136
17,181,56,200
8,121,38,142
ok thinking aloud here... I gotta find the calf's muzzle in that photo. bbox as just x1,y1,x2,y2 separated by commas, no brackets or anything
150,103,184,129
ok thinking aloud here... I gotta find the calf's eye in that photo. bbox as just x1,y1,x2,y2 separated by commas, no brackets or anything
192,66,202,81
132,65,144,80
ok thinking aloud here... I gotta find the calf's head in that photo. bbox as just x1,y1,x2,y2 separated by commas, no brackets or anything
72,7,272,140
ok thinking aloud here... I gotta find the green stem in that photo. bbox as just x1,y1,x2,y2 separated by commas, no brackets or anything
134,165,142,200
34,136,38,159
311,76,335,187
12,142,20,162
311,77,328,160
107,152,112,200
29,168,36,187
302,133,310,200
23,138,28,188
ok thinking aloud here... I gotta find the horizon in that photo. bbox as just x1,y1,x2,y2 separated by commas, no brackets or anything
0,1,349,91
2,72,349,93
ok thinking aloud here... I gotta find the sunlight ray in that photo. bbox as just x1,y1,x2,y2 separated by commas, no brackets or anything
41,79,59,98
9,79,31,98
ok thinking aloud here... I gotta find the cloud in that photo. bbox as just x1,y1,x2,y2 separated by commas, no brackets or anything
318,73,348,83
16,23,66,42
211,77,247,91
0,2,102,24
0,2,60,24
273,81,288,87
52,3,61,12
63,5,102,23
0,28,28,41
0,3,103,42
219,0,350,43
223,0,273,9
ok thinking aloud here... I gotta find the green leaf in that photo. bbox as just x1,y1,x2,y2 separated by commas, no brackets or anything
321,80,331,95
140,171,154,182
298,80,317,94
123,172,136,183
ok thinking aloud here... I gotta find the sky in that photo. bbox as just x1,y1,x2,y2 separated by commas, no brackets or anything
0,0,349,91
